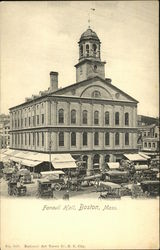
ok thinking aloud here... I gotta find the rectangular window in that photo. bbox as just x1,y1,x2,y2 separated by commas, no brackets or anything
42,114,44,124
33,116,35,126
42,132,44,146
29,133,30,145
33,133,35,145
59,132,64,146
105,132,110,145
25,133,27,145
37,133,39,146
29,117,31,126
21,134,23,145
83,132,88,146
25,118,27,127
37,115,39,125
94,132,99,146
21,118,23,127
125,133,129,145
115,133,119,145
71,132,76,146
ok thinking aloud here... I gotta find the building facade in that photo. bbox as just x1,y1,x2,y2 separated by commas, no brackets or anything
137,124,159,156
9,28,138,174
0,114,10,149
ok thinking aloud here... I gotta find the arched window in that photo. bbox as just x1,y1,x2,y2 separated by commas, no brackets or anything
115,132,119,145
86,44,89,56
115,112,119,125
82,110,88,124
148,143,151,148
153,143,155,148
125,132,129,145
125,112,129,125
94,132,99,145
94,111,99,125
83,132,88,146
144,142,147,147
105,132,110,145
93,44,97,53
105,111,110,125
71,109,76,124
80,45,83,57
58,109,64,124
71,132,76,146
59,132,64,146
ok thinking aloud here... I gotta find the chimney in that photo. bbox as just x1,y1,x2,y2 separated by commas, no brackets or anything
50,71,58,92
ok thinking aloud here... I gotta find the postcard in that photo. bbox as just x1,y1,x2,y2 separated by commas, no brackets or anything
0,1,159,250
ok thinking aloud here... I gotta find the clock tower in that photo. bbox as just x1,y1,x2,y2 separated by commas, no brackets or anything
75,28,106,82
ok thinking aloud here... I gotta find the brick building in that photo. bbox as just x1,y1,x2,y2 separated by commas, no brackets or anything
9,28,138,174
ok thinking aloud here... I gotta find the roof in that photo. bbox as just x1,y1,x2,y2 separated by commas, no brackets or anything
79,28,100,42
52,76,138,103
9,75,138,110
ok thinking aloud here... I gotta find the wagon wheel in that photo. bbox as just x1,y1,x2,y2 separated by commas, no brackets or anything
54,183,61,191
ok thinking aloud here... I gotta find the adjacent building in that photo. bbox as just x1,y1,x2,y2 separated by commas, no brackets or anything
9,27,138,174
0,114,10,149
137,123,159,157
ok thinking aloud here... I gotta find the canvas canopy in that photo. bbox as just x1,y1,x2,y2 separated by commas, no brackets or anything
107,162,120,169
124,153,148,162
51,154,77,169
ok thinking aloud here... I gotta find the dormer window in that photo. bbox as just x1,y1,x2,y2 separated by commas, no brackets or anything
92,90,101,98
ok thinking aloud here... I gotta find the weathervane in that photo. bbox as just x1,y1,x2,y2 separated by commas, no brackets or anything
88,8,95,28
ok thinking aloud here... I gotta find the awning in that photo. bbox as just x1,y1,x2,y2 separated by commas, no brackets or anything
124,153,148,162
52,154,77,169
107,162,120,169
41,170,65,175
20,159,42,167
52,161,77,169
139,152,151,160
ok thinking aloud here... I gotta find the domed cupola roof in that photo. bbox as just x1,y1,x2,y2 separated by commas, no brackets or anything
79,28,100,42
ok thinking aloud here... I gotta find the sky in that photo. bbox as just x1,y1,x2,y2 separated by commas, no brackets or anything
0,1,159,117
